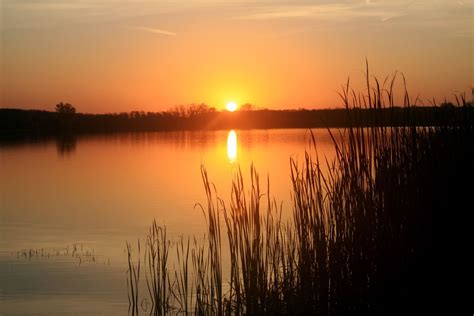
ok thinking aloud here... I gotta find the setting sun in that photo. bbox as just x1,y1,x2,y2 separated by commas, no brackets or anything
226,102,238,112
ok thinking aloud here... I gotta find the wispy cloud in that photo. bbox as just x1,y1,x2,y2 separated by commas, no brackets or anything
235,2,417,22
236,4,355,20
235,0,473,28
380,14,404,22
7,1,98,11
130,26,177,37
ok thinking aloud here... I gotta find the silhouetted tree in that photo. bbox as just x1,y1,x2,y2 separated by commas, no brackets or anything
169,103,215,118
55,102,76,114
240,103,255,111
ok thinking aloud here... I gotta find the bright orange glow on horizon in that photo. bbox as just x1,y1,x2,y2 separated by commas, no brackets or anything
1,1,472,113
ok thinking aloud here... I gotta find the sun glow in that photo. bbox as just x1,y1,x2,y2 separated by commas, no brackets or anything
226,102,238,112
227,130,237,163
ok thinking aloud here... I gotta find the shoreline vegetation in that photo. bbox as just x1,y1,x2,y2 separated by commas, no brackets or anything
123,70,473,315
1,102,472,135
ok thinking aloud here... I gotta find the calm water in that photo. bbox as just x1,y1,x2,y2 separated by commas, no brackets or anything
0,129,336,315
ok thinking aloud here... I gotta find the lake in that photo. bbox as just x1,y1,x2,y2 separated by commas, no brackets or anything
0,128,337,315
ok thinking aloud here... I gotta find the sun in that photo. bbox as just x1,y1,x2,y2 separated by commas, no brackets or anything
226,101,238,112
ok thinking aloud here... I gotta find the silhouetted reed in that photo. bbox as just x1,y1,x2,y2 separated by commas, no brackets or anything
126,64,472,314
172,235,192,315
196,167,224,315
145,221,171,315
126,240,141,315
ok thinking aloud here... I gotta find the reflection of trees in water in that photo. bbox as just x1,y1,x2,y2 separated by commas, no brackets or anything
56,134,77,157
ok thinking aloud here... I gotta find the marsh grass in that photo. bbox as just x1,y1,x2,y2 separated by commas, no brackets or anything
15,243,103,265
126,240,140,315
126,63,473,315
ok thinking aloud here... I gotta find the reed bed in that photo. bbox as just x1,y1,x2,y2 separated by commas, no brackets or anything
126,64,473,315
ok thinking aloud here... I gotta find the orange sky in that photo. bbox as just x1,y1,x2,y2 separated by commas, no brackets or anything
1,0,472,113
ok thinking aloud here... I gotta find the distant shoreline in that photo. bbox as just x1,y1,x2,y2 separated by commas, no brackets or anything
1,107,472,135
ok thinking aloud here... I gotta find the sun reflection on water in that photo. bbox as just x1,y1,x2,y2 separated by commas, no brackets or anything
227,130,237,163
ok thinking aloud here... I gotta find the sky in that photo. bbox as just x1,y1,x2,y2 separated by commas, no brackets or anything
1,0,472,113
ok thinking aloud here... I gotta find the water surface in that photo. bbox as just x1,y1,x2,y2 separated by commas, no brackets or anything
0,129,337,315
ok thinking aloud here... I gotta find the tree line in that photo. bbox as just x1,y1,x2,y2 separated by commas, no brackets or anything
0,102,472,134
